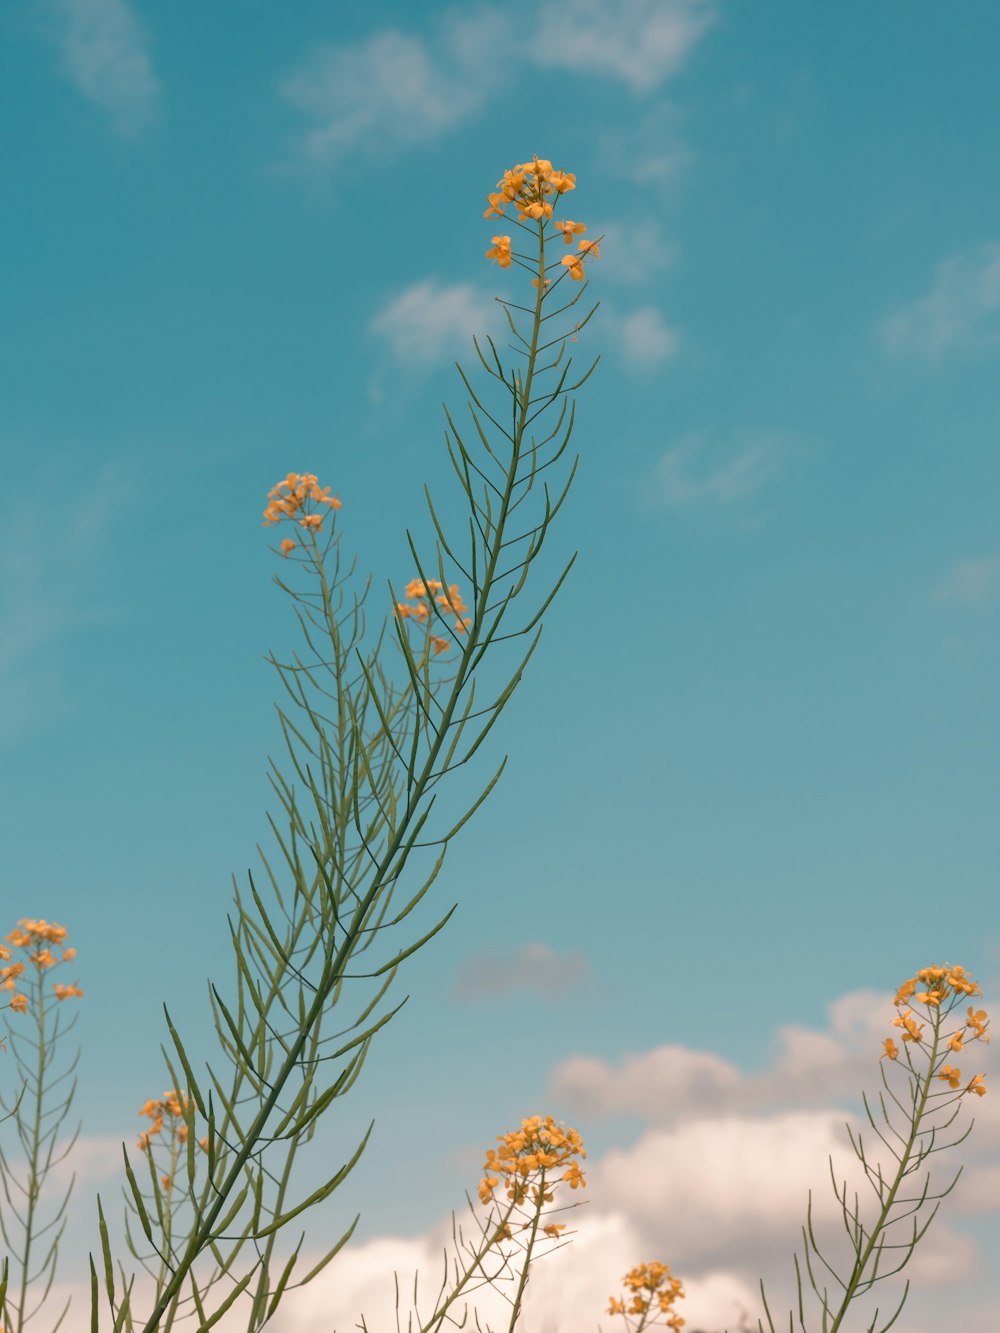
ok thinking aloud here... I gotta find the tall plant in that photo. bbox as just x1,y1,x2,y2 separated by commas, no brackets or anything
2,155,602,1331
1,159,991,1333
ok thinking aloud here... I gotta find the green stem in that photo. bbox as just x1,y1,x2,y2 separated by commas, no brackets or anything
135,216,554,1333
14,965,48,1333
827,1015,943,1331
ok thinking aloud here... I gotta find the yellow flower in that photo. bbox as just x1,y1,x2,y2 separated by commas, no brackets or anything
895,977,918,1006
263,472,341,536
52,983,84,1001
891,1009,924,1043
478,1115,586,1205
396,578,471,646
486,236,512,268
554,219,586,245
518,199,553,221
483,192,507,219
965,1007,990,1040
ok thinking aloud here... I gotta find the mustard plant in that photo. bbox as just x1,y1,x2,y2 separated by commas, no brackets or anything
347,1114,589,1333
0,920,83,1333
755,963,990,1333
1,153,603,1330
2,161,989,1333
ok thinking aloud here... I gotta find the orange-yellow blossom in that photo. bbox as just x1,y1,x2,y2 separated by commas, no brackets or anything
519,198,553,221
1,961,25,988
137,1089,201,1151
6,918,69,948
886,963,990,1101
486,236,512,268
395,578,472,646
478,1114,586,1207
262,471,342,555
3,918,81,1012
483,157,577,241
892,1008,925,1044
966,1007,990,1040
554,219,586,245
938,1064,963,1090
608,1261,686,1331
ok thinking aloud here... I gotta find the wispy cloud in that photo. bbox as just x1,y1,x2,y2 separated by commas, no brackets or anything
587,218,677,285
610,304,680,370
368,278,501,372
932,552,1000,607
280,7,513,163
453,940,593,1001
880,241,1000,362
532,0,714,93
40,0,160,137
0,458,133,746
648,432,787,507
281,0,713,167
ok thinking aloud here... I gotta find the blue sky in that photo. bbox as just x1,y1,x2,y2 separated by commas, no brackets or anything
2,0,1000,1329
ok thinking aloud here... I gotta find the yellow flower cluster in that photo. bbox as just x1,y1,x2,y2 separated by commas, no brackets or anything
395,578,472,656
880,963,989,1098
1,919,82,1015
0,945,25,1013
484,155,600,285
262,471,343,558
477,1114,586,1242
608,1261,686,1331
137,1088,210,1191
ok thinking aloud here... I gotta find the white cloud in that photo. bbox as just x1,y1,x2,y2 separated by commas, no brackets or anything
588,218,677,285
368,278,501,370
280,7,514,163
649,433,786,507
256,983,998,1329
552,221,681,370
880,242,1000,362
281,1,712,167
549,988,898,1125
932,552,1000,607
453,941,593,1001
8,983,997,1332
614,305,680,369
531,0,715,93
44,0,159,137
